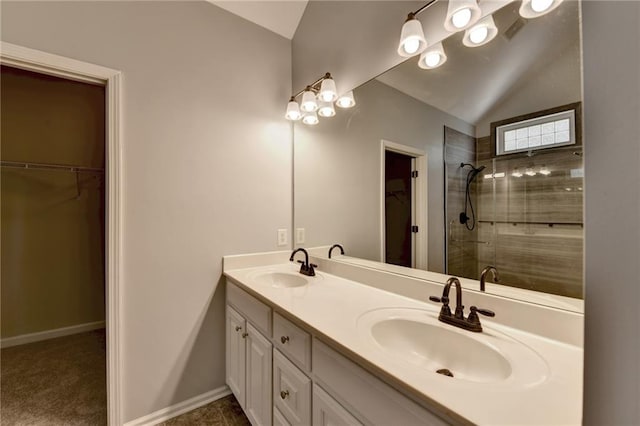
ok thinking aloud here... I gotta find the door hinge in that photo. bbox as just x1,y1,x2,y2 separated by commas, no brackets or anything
411,170,419,178
411,225,419,233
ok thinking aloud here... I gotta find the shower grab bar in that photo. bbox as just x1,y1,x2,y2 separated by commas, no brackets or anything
450,239,491,245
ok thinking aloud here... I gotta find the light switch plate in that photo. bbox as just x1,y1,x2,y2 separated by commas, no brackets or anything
277,229,288,246
296,228,305,244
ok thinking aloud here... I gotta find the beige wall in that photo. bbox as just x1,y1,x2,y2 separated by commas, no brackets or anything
1,67,106,338
1,1,292,422
292,0,640,423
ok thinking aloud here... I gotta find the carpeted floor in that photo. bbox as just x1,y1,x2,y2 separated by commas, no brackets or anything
157,395,250,426
0,329,107,425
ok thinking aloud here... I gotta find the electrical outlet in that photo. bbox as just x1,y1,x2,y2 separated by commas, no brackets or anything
296,228,305,244
277,229,288,246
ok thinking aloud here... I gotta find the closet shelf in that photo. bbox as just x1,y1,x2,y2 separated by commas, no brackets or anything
1,160,104,173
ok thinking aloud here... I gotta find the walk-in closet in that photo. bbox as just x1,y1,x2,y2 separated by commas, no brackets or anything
1,65,107,424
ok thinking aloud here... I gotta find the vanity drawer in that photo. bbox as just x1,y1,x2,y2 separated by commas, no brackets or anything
312,338,449,426
273,312,311,371
227,281,271,336
273,349,311,426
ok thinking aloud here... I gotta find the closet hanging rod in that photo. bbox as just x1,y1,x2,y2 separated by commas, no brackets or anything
1,160,104,173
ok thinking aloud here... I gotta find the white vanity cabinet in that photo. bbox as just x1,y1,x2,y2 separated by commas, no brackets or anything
226,281,450,426
227,284,273,426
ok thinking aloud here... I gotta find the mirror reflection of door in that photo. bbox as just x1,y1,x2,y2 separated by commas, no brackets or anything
384,150,415,267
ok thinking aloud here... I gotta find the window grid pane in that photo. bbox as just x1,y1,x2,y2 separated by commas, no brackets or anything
497,110,576,155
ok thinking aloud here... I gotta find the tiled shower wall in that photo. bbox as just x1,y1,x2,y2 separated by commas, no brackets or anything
445,132,584,299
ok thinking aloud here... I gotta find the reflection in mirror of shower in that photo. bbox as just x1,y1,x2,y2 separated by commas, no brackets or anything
445,126,584,299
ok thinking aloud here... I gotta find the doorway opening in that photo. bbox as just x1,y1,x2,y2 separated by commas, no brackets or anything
0,65,107,424
380,140,427,269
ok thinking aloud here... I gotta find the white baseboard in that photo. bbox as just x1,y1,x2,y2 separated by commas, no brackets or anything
1,320,106,349
123,385,232,426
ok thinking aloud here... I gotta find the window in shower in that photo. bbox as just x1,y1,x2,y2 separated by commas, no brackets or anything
493,103,581,156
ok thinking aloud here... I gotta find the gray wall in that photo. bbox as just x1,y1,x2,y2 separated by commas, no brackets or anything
1,1,292,422
582,1,640,424
293,1,640,423
294,79,473,271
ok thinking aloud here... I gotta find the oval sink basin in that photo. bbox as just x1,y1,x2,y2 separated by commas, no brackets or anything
357,308,548,386
371,319,511,383
251,271,308,288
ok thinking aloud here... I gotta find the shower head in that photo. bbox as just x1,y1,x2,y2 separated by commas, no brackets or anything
460,163,486,173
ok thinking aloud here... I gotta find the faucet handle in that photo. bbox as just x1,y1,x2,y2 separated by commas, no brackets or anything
429,296,450,305
470,306,495,317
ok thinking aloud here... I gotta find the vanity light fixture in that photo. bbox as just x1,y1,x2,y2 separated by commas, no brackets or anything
463,14,498,47
539,166,551,175
444,0,482,32
525,167,537,176
300,87,318,113
285,72,354,124
285,97,302,121
302,112,319,126
418,42,447,69
318,101,336,117
336,91,356,108
511,169,524,178
397,12,428,57
519,0,564,18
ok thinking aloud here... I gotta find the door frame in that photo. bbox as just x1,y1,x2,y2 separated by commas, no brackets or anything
1,42,123,426
379,140,428,269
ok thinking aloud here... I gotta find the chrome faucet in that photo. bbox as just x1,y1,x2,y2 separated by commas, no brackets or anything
328,244,345,259
430,276,495,332
479,266,499,292
289,248,317,277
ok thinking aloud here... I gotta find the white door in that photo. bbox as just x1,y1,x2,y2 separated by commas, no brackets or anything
245,322,273,426
226,306,246,408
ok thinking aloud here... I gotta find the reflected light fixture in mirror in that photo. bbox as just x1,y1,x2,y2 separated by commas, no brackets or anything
397,12,428,57
418,42,447,69
285,72,355,125
444,0,481,32
463,15,498,47
520,0,564,18
336,91,356,108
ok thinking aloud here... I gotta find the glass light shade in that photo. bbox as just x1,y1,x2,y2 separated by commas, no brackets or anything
336,91,356,108
397,16,427,57
418,42,447,69
285,100,302,121
462,15,498,47
318,78,338,102
302,112,319,125
519,0,563,18
444,0,482,32
318,101,336,118
301,89,318,112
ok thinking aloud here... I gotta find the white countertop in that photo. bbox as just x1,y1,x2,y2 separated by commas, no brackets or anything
224,260,583,425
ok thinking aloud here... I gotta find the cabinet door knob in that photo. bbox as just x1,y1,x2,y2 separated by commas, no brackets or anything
242,332,248,338
280,390,289,399
280,336,290,344
235,326,242,332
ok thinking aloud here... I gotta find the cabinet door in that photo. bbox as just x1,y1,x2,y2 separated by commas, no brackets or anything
313,384,362,426
226,306,246,409
246,322,273,426
273,349,311,425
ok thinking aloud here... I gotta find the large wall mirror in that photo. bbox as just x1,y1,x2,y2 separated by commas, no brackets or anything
293,0,583,311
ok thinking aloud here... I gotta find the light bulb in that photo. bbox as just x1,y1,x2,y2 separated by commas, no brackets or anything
525,168,537,176
539,166,551,175
512,170,523,178
418,42,447,69
318,77,338,103
318,101,335,118
403,38,421,55
336,91,356,108
452,8,472,28
531,0,554,12
469,26,488,44
302,112,319,125
425,52,441,67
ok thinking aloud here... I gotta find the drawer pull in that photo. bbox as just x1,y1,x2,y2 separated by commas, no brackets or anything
281,336,290,344
280,390,289,400
242,332,248,338
235,326,242,332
